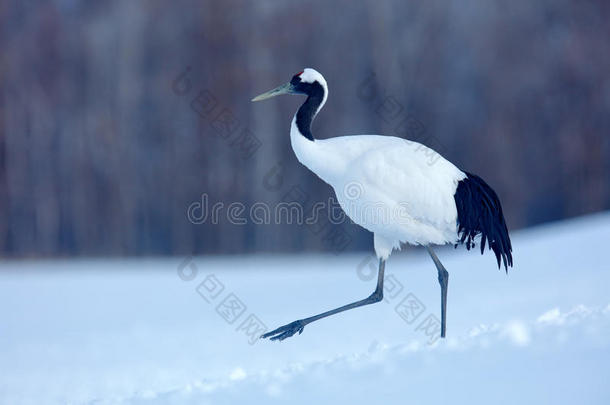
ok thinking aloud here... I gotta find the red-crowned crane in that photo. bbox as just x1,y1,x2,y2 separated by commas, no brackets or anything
252,68,513,341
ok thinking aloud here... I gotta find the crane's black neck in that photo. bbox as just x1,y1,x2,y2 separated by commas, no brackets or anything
295,81,325,141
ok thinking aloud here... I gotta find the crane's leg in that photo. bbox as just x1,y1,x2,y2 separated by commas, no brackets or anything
426,247,448,338
261,259,386,341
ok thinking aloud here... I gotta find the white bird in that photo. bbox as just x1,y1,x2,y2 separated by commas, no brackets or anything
252,68,512,341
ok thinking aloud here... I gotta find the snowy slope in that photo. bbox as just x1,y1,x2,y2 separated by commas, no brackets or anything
1,213,610,404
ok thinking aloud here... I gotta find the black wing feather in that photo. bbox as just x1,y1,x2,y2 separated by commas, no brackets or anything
454,172,513,271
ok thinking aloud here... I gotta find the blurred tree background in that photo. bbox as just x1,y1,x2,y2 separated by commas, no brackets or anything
0,0,608,257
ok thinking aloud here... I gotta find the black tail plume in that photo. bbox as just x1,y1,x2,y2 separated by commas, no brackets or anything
454,172,513,271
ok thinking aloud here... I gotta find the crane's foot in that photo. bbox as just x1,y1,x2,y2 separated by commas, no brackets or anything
260,319,305,341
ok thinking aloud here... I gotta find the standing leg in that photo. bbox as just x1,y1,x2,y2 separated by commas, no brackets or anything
426,247,449,338
261,259,386,341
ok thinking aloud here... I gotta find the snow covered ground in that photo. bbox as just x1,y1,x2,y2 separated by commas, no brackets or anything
1,212,610,404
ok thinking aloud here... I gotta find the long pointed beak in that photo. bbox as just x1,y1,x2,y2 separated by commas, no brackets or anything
251,82,293,102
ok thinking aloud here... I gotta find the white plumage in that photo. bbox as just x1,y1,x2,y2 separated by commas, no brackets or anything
253,68,512,341
288,69,467,259
291,120,466,259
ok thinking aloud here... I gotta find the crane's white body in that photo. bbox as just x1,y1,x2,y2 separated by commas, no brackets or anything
254,68,512,341
291,118,466,259
252,69,513,340
287,69,467,260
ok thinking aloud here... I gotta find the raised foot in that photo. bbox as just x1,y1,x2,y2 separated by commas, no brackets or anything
260,320,305,341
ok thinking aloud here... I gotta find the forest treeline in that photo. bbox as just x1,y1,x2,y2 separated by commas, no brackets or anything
0,0,608,257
